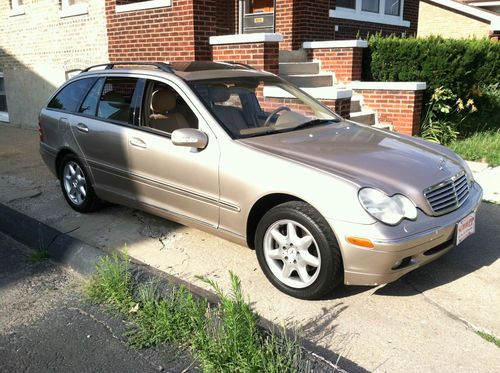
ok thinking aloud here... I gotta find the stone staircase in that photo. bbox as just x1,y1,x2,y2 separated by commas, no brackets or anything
278,55,378,126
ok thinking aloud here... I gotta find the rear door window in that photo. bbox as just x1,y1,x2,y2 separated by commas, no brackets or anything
97,77,139,124
47,78,96,112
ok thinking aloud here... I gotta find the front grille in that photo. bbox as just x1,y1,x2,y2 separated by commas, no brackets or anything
424,170,470,216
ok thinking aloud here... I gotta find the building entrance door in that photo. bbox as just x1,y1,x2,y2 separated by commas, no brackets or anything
242,0,275,34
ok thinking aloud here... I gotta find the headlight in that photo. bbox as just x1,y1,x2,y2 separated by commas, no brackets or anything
358,188,418,225
461,158,474,184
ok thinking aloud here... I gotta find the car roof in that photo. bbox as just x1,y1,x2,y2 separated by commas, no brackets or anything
77,61,273,82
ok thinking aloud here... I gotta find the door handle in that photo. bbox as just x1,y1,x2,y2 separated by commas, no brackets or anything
76,123,89,133
130,137,147,149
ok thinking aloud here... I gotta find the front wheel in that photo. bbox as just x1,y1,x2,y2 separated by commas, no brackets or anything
255,201,343,299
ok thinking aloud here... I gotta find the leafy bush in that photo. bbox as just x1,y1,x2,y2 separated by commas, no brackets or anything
363,35,500,101
420,87,477,144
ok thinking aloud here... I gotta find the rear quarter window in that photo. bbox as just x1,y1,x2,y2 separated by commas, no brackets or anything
47,78,96,112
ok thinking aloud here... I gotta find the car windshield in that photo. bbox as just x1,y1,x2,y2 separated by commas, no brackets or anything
189,76,340,139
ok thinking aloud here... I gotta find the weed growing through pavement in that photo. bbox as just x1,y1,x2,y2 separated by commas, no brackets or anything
27,250,50,264
476,331,500,348
85,252,311,372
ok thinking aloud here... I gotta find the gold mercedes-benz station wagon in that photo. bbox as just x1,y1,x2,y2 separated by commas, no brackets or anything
39,62,482,299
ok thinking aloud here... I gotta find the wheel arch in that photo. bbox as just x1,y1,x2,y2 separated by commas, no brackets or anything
55,148,76,178
246,193,304,249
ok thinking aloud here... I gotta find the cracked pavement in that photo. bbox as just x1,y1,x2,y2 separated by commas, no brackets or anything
1,125,499,372
0,232,197,373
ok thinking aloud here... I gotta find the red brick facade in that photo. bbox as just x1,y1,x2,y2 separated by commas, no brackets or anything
106,0,220,62
212,42,280,75
307,47,363,83
276,0,334,50
354,89,424,136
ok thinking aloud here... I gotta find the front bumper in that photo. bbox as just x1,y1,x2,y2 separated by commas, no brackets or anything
330,182,483,286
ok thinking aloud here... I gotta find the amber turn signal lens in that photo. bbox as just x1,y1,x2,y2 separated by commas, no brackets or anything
346,236,374,248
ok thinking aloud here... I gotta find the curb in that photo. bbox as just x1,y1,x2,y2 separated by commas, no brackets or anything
0,202,362,373
0,203,105,276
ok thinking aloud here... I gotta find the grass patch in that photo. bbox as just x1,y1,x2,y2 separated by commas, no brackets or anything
477,331,500,348
85,253,310,372
27,250,50,264
448,131,500,167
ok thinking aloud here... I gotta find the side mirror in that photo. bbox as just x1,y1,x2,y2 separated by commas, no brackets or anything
171,128,208,149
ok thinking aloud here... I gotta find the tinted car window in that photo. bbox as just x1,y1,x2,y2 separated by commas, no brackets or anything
79,78,105,116
47,78,95,112
97,77,138,124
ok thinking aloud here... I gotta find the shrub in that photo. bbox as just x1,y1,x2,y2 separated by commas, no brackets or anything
420,87,477,144
363,35,500,101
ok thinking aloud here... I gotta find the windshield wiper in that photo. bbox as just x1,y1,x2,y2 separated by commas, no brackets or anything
291,118,340,131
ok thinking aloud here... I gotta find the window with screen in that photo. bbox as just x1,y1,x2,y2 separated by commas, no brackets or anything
384,0,401,16
361,0,380,13
97,78,138,124
47,78,95,112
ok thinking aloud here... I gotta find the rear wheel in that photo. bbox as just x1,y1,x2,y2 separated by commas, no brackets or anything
255,201,343,299
59,154,100,213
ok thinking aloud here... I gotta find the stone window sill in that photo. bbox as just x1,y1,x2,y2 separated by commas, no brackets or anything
59,4,88,19
8,7,25,17
116,0,172,13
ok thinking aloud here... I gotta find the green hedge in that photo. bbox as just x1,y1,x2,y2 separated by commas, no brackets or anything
362,35,500,99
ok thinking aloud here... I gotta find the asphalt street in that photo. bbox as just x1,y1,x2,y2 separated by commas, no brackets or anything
0,232,197,373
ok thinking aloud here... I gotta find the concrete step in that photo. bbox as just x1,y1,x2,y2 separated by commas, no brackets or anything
280,73,334,88
279,62,320,75
349,110,376,125
279,49,309,62
350,99,362,113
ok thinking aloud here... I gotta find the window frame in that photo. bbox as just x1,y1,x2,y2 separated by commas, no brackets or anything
0,72,9,123
331,0,409,27
60,0,89,19
9,0,25,17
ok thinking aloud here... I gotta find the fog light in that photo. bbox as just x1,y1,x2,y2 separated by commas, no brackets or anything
346,236,374,248
392,259,403,269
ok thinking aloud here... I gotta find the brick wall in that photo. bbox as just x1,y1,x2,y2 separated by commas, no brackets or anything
106,0,217,62
212,42,280,75
0,0,109,127
0,0,108,70
216,0,237,35
354,89,424,135
276,0,334,50
417,0,490,38
332,0,419,39
307,47,363,82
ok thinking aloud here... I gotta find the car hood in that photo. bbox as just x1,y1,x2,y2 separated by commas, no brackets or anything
239,121,465,215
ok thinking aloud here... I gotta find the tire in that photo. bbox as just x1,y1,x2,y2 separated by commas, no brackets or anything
255,201,343,300
58,154,100,213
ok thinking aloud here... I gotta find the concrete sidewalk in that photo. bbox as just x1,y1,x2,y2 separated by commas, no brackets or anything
467,161,500,204
1,125,499,372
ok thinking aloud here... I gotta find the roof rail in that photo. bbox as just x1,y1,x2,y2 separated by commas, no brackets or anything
221,61,258,71
81,62,174,73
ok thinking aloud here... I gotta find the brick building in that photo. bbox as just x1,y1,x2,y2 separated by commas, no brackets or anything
1,0,426,135
418,0,500,39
